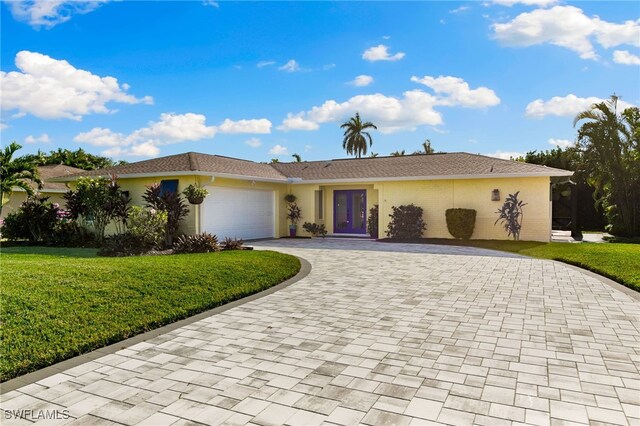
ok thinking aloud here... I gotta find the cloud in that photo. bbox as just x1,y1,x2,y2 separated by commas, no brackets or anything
548,138,573,148
362,45,405,62
489,0,557,6
323,63,336,71
350,75,374,87
485,150,525,160
269,144,289,155
411,75,500,108
202,0,219,7
245,137,262,148
492,5,640,60
257,60,276,68
613,50,640,65
279,59,301,72
0,121,7,131
6,0,109,28
24,133,51,144
449,6,470,13
525,94,635,118
1,51,152,121
278,113,321,131
218,118,272,134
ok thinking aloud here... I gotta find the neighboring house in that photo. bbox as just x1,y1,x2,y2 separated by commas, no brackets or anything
52,152,573,242
1,164,84,219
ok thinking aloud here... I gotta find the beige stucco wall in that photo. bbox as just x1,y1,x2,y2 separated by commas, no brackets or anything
1,191,67,219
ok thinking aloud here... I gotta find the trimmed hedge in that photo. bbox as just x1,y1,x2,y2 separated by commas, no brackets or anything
446,208,476,240
386,204,426,240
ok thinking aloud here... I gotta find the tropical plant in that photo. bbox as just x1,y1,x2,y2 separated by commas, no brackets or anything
390,150,406,156
222,237,245,250
340,112,377,158
367,204,379,238
1,195,58,243
0,142,41,216
292,153,302,162
413,139,436,155
182,184,209,204
284,193,297,204
173,233,220,254
302,222,327,238
127,206,168,249
143,183,190,246
23,148,126,170
386,204,426,240
286,203,303,226
446,208,476,240
574,96,640,237
495,191,527,240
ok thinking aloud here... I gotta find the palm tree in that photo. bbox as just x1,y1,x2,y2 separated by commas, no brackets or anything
421,139,435,154
390,150,406,156
0,142,42,216
574,95,640,237
340,112,377,158
292,153,302,162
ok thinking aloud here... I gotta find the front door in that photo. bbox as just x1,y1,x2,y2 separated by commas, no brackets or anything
333,190,367,234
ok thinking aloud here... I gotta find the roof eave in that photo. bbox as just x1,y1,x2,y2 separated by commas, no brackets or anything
50,170,289,184
289,171,573,184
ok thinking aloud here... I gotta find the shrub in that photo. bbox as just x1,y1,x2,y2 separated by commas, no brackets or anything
367,204,379,238
173,233,220,254
127,206,167,249
99,233,148,257
495,191,527,240
144,183,190,246
223,237,245,250
0,195,59,243
1,211,31,241
302,222,327,238
446,208,477,240
286,203,302,226
386,204,426,240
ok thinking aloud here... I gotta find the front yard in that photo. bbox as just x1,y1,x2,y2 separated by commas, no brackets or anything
0,247,301,381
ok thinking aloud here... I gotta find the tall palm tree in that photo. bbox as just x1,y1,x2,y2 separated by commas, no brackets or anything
340,112,377,158
292,153,302,162
421,139,435,154
0,142,42,216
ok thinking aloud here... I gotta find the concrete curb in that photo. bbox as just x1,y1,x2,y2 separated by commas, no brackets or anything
0,256,312,394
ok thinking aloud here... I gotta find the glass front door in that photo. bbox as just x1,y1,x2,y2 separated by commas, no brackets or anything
333,190,367,234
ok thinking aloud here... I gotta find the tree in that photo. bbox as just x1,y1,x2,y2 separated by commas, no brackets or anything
413,139,436,155
292,153,302,162
574,96,640,236
0,142,41,216
23,148,126,170
340,112,377,158
390,150,406,156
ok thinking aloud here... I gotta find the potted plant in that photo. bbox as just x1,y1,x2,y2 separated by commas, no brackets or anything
284,193,297,204
182,184,209,205
286,203,302,237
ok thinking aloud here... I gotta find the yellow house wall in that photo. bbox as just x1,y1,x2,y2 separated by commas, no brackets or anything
376,176,551,241
1,191,67,219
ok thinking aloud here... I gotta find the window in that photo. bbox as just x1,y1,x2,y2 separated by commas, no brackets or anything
159,179,179,196
315,190,324,220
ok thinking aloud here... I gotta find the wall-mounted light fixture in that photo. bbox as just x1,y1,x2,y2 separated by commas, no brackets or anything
491,189,500,201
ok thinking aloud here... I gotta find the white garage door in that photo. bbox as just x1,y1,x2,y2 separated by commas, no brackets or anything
201,187,275,240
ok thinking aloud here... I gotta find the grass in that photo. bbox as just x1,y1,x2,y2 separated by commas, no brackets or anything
385,238,639,292
0,247,301,381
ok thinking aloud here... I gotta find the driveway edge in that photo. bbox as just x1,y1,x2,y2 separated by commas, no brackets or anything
0,256,311,394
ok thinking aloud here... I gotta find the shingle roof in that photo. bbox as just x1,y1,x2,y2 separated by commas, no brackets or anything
272,152,572,180
54,152,572,183
36,164,85,191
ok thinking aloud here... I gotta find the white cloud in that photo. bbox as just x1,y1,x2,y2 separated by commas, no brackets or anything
74,113,216,158
362,45,405,62
323,63,336,71
218,118,272,134
6,0,109,28
245,137,262,148
548,138,573,148
613,50,640,65
1,51,152,121
257,60,276,68
449,6,469,13
279,59,301,72
278,113,320,131
490,0,557,6
492,6,640,60
525,94,635,118
0,121,7,131
203,0,219,7
269,144,289,155
485,150,525,160
24,133,51,144
411,75,500,108
350,75,374,87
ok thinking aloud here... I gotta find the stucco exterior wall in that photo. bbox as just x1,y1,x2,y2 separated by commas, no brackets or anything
1,191,67,219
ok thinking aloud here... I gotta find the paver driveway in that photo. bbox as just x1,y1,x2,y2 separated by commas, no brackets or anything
2,239,639,425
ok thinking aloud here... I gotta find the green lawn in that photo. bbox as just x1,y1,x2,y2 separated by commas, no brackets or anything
414,239,640,292
0,247,300,381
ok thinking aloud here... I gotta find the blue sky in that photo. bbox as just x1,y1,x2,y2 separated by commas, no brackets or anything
1,1,639,163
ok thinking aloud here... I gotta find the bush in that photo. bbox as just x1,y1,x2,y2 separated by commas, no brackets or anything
144,183,189,246
0,195,58,243
445,208,476,240
495,191,527,240
386,204,426,240
302,222,327,238
223,237,245,250
99,233,148,257
1,211,30,241
127,206,167,249
367,204,379,238
173,233,220,254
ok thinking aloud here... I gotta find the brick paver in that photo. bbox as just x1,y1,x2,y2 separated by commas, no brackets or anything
2,239,639,425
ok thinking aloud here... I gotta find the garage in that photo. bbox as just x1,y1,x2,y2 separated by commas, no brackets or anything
201,187,276,240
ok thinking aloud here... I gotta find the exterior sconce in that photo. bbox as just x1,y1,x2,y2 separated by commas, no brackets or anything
491,189,500,201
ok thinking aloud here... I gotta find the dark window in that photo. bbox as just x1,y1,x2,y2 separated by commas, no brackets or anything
159,179,179,196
